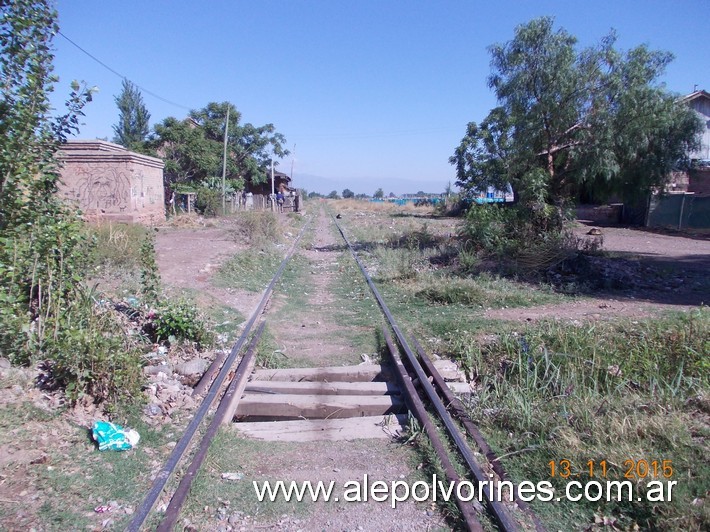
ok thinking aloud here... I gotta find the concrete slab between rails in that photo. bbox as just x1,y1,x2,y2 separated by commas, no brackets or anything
235,393,406,419
232,414,408,442
245,380,400,396
251,364,392,383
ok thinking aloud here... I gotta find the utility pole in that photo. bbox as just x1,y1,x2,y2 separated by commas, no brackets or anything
221,106,230,214
270,159,275,211
290,143,296,181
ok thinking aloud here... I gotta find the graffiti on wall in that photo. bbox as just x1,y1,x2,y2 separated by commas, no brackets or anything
70,164,131,212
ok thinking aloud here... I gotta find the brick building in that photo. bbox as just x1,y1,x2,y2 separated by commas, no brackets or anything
57,140,165,224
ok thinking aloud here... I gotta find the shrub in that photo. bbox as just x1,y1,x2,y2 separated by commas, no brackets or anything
148,300,213,347
140,232,161,306
458,202,573,274
233,210,279,244
43,286,145,409
195,188,222,216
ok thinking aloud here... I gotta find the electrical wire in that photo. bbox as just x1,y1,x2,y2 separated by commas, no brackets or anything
56,30,192,111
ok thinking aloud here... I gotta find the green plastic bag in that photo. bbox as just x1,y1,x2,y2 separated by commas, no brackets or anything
92,421,140,451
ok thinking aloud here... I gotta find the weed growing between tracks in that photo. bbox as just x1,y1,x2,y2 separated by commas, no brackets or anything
453,309,709,530
215,248,284,292
181,431,312,526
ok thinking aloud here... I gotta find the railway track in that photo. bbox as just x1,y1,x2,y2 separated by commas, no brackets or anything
128,207,544,531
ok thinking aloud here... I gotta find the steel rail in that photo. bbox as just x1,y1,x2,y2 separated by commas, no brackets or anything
409,335,547,532
332,215,519,532
157,322,266,532
127,216,311,531
382,326,484,532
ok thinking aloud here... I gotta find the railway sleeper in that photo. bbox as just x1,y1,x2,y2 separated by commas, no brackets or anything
231,362,409,441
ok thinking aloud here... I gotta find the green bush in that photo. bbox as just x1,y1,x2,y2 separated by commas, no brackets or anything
43,286,145,409
458,202,572,273
195,188,222,216
149,300,213,347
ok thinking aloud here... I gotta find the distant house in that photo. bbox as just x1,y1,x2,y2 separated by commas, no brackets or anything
642,90,710,230
57,140,165,224
675,90,710,195
244,170,293,195
470,184,515,204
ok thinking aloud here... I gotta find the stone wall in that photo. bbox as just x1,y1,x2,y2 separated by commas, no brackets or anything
57,140,165,224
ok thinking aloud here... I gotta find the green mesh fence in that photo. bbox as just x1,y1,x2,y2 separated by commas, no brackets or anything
648,194,710,229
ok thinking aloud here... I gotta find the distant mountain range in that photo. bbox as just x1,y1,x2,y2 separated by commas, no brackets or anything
290,172,454,197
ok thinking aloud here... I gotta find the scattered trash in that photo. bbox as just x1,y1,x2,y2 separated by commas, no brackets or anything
92,421,140,451
94,505,112,513
144,403,162,417
221,472,243,481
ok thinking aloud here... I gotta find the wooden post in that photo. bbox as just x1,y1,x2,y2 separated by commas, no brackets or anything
678,193,686,230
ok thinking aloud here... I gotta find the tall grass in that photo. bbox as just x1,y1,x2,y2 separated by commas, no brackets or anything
86,222,149,269
450,309,709,530
230,211,279,245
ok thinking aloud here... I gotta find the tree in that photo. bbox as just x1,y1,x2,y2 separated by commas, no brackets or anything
342,188,354,198
373,188,384,199
151,116,219,188
113,79,150,151
451,17,702,207
150,101,289,192
327,190,339,199
190,102,288,185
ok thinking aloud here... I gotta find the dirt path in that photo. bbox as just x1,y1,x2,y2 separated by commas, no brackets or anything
486,226,710,322
268,206,369,367
157,204,446,531
154,224,264,320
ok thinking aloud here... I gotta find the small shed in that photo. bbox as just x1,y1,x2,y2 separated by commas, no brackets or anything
57,140,165,224
244,170,293,195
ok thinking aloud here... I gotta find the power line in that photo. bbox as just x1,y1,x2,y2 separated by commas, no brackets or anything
297,126,462,141
56,30,192,111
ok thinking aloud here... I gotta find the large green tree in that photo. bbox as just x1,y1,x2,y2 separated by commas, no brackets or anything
112,79,150,151
451,17,702,206
150,101,289,191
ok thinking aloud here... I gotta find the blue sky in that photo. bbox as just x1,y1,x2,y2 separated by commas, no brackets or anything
51,0,710,195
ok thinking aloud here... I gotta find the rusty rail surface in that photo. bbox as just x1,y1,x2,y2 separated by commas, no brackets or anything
409,335,547,532
156,322,266,532
333,214,520,532
127,217,311,531
382,326,484,532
